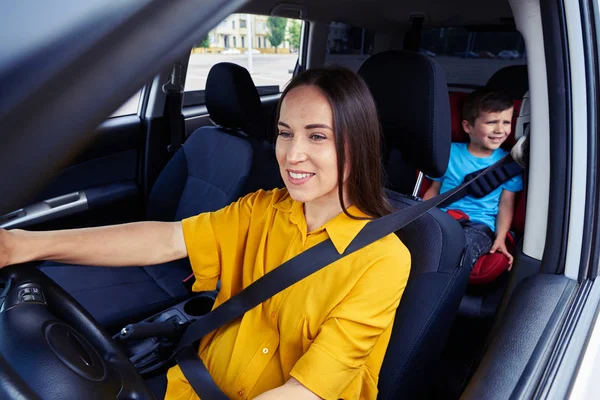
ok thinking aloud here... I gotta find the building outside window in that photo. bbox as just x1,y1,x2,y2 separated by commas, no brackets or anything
196,14,294,53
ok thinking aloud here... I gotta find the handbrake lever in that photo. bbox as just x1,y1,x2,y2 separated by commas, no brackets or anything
118,319,181,341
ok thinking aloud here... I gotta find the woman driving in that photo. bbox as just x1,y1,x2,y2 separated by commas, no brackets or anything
0,67,411,399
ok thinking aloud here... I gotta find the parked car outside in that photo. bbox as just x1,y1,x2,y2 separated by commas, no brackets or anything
497,49,520,59
221,48,241,55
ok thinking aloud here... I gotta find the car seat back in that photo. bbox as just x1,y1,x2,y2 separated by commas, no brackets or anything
359,51,470,398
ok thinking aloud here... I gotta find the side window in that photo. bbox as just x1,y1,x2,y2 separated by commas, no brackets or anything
324,22,375,72
183,14,303,107
420,28,527,89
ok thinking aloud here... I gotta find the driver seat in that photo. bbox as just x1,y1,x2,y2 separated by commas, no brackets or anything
39,63,281,329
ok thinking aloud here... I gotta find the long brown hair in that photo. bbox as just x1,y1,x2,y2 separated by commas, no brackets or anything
276,66,393,218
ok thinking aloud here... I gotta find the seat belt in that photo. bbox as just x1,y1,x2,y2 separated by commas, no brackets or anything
403,14,424,51
462,159,523,199
162,63,185,154
174,151,520,398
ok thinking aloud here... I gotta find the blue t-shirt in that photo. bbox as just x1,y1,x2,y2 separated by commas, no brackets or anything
430,143,523,231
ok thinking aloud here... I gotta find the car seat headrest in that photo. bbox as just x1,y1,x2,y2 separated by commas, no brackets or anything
486,65,529,99
358,51,451,178
205,62,269,141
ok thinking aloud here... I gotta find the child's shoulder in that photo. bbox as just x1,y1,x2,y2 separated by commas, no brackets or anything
450,142,468,151
492,147,509,159
450,142,469,155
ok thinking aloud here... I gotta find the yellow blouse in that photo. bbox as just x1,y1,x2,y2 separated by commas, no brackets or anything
165,188,410,399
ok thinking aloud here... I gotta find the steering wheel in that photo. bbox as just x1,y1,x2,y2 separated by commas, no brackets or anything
0,264,155,400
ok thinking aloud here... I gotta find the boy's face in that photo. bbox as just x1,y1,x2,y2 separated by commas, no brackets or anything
462,107,514,153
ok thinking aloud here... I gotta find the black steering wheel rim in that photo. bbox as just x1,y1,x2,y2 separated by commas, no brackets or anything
0,263,154,400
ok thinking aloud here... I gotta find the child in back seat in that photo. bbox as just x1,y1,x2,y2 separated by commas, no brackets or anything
423,89,523,271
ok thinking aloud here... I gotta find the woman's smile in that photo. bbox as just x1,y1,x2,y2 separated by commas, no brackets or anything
286,169,316,184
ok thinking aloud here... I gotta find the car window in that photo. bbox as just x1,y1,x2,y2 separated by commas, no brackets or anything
420,27,527,89
183,14,302,107
324,22,375,72
109,90,142,118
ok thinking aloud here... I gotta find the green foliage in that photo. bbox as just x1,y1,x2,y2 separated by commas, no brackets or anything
287,20,301,52
267,17,287,52
194,35,210,49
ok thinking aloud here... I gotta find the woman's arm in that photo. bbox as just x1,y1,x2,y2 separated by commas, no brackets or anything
0,221,187,268
422,181,441,200
254,378,321,400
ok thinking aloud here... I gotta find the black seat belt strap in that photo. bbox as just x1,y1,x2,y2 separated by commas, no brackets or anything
175,154,515,398
462,159,524,199
177,346,228,399
163,63,185,154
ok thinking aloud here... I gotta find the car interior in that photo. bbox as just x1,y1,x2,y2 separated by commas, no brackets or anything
1,0,598,398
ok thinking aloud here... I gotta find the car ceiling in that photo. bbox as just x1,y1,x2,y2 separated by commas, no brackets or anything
241,0,514,31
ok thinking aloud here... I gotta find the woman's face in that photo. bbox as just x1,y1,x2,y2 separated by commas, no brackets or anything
276,84,344,207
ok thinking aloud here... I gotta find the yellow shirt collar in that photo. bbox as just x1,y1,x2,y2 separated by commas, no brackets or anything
273,191,371,254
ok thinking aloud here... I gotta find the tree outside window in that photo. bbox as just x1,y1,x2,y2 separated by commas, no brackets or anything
287,20,301,52
267,16,287,53
198,35,210,48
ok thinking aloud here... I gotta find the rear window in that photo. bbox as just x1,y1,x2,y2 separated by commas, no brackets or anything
420,27,527,89
324,22,375,72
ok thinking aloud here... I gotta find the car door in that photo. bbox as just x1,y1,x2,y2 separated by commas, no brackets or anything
0,0,239,223
0,92,148,232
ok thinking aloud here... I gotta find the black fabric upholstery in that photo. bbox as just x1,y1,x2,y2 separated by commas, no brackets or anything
486,65,529,99
384,148,418,198
388,192,466,276
146,149,189,222
358,51,451,189
205,62,269,141
38,261,190,330
378,191,469,399
40,64,280,328
360,53,468,398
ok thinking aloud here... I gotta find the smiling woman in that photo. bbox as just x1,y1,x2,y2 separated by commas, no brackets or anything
0,66,410,399
165,66,410,399
275,68,393,233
